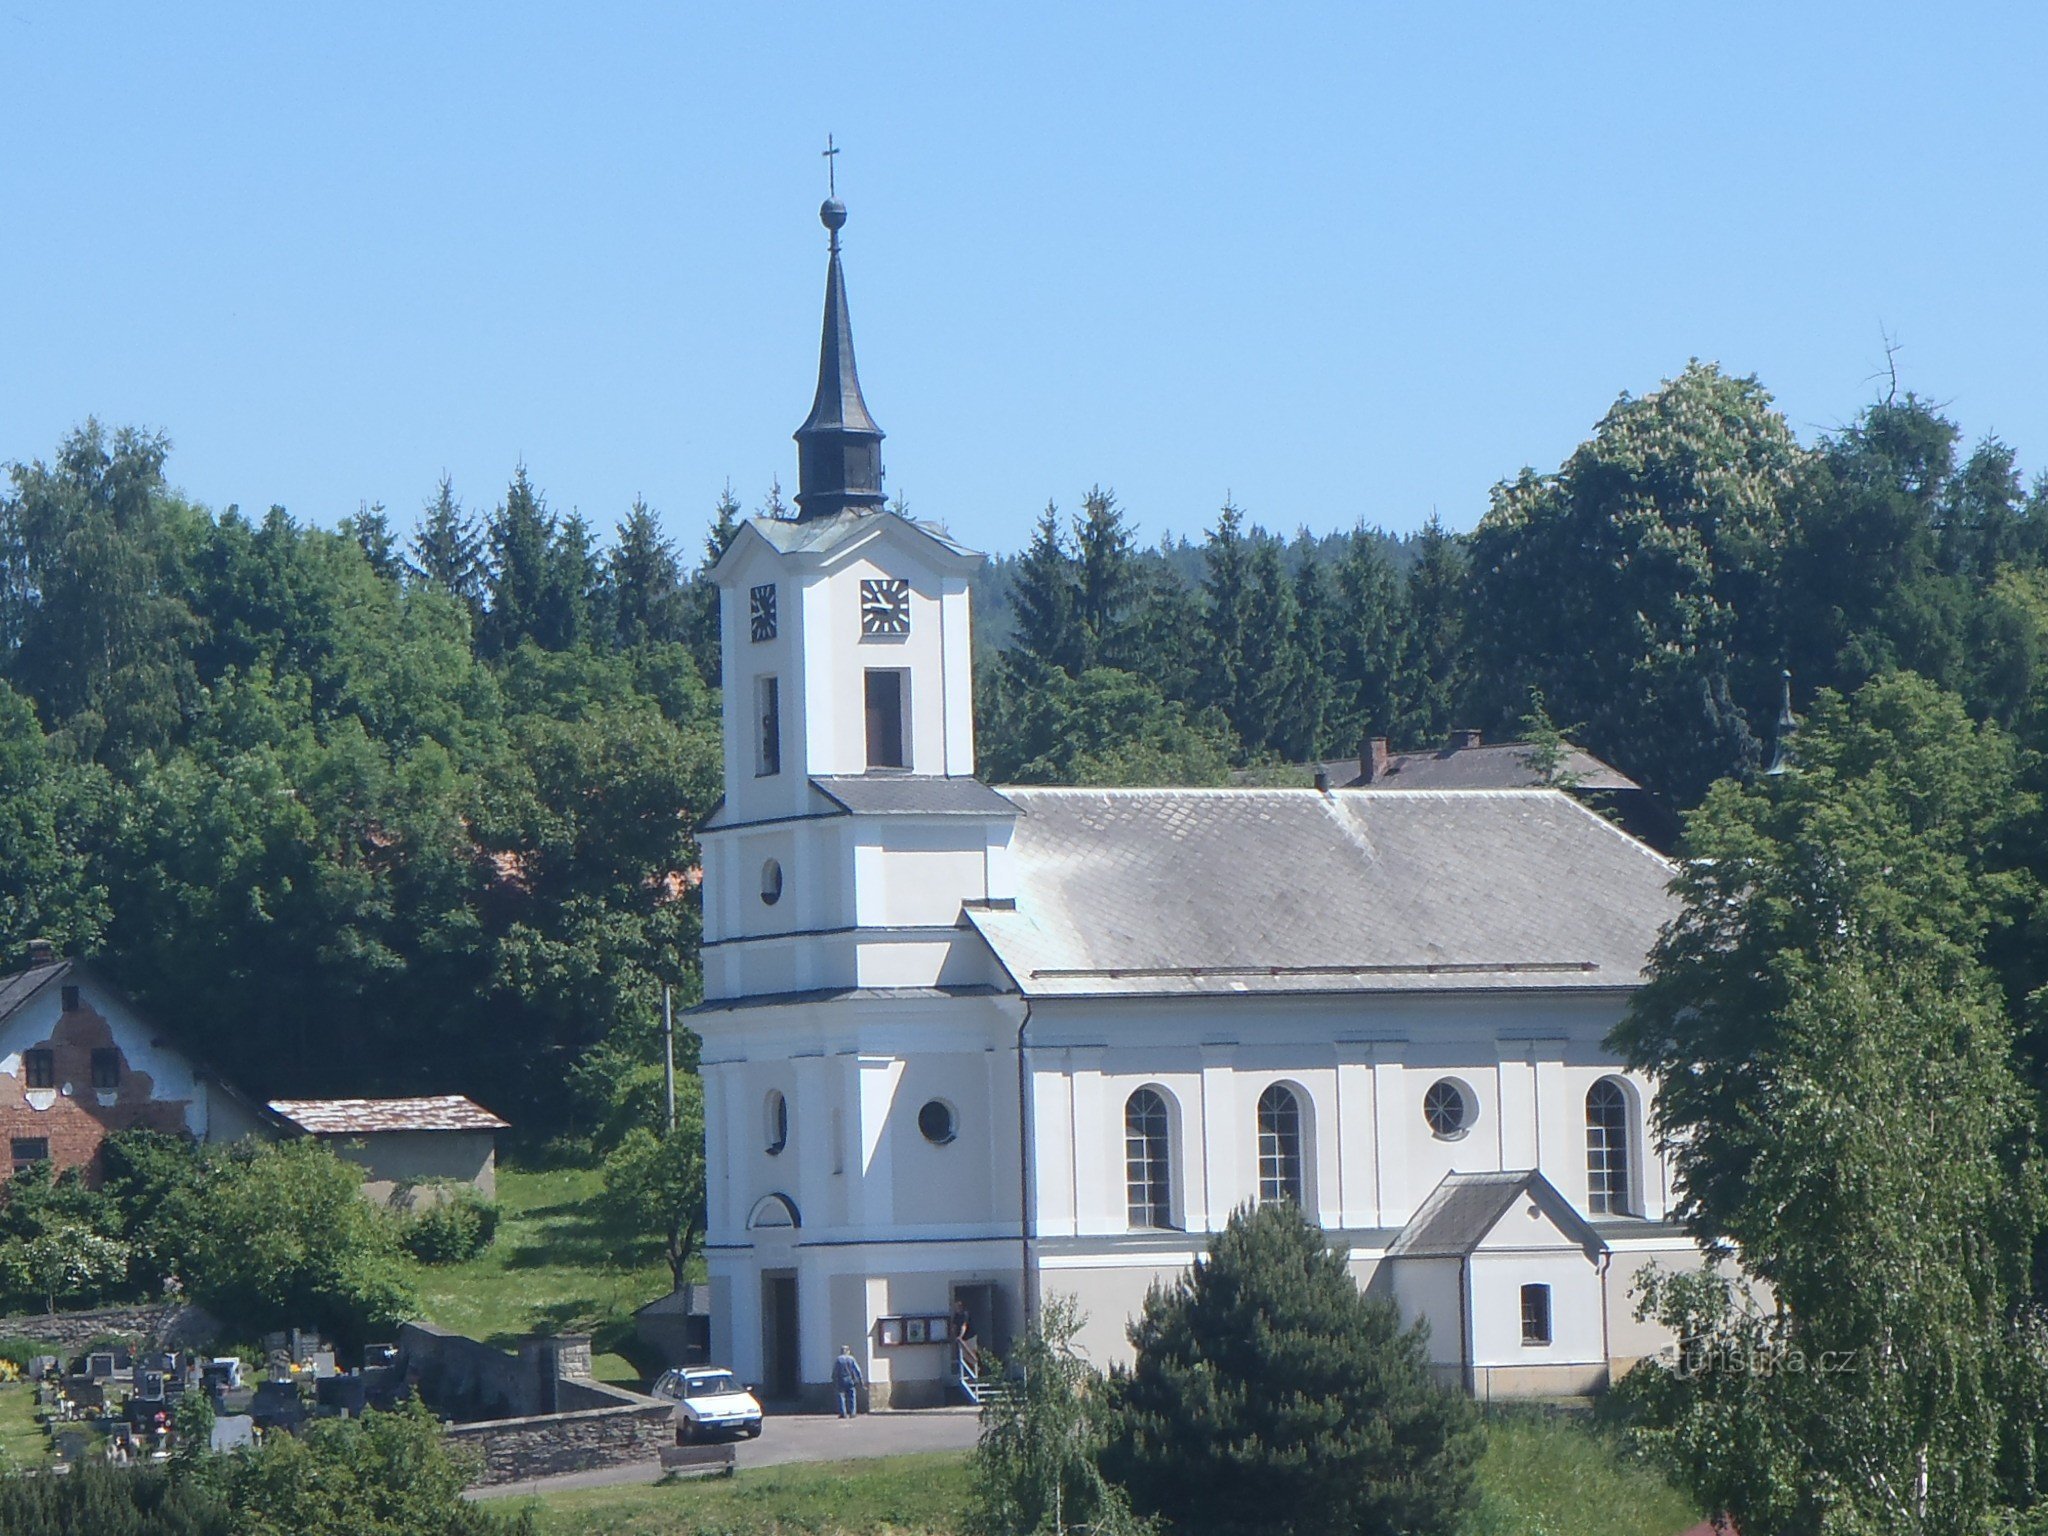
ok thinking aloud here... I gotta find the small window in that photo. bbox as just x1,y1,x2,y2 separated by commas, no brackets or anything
1521,1283,1553,1346
755,677,782,777
766,1091,788,1156
22,1049,53,1090
1423,1079,1470,1139
760,859,784,906
864,670,906,770
9,1137,48,1175
918,1100,957,1146
91,1049,120,1090
60,985,80,1012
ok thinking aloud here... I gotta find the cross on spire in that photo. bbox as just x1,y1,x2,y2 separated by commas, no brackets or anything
822,134,839,198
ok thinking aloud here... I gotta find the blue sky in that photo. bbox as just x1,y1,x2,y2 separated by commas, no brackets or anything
3,4,2043,556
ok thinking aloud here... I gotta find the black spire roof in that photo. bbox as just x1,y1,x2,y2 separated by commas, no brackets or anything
793,198,885,521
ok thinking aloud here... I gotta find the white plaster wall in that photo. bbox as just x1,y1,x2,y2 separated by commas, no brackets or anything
1468,1250,1606,1368
1022,992,1671,1239
1383,1256,1466,1368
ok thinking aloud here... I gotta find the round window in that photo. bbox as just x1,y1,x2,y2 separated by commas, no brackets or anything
760,859,783,906
1423,1079,1471,1140
918,1099,957,1146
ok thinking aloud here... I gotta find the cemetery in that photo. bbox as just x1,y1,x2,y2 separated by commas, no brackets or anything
0,1313,678,1484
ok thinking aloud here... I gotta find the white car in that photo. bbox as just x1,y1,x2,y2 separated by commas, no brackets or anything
652,1367,764,1441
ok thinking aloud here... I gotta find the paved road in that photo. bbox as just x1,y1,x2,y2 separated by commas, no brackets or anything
473,1406,983,1501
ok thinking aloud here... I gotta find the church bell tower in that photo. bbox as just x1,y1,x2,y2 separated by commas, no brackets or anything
699,197,1012,1004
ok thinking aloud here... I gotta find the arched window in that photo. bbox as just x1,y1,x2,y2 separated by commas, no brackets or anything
766,1090,789,1156
1586,1078,1631,1215
1256,1084,1304,1205
1125,1088,1175,1230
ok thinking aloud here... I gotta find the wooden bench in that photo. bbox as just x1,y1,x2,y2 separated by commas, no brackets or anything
659,1441,737,1478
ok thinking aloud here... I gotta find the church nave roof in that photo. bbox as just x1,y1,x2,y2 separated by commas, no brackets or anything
965,786,1677,998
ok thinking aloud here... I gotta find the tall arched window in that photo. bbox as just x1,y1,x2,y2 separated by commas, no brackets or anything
766,1090,789,1156
1586,1078,1631,1215
1125,1088,1175,1229
1256,1084,1304,1205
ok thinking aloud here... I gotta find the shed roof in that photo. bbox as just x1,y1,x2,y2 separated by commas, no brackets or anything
965,787,1676,998
267,1096,509,1135
811,775,1016,817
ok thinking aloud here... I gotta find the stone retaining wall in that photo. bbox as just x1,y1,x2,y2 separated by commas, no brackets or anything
397,1320,541,1419
445,1388,677,1485
0,1301,218,1353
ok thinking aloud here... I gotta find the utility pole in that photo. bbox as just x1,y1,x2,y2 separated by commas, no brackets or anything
663,984,676,1134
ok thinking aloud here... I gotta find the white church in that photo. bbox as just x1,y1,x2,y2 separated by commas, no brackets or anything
693,196,1705,1408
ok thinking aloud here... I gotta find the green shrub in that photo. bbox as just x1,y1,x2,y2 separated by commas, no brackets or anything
0,1339,40,1371
398,1186,501,1265
0,1458,229,1535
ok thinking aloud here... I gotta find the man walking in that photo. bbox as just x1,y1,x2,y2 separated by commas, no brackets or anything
832,1343,864,1419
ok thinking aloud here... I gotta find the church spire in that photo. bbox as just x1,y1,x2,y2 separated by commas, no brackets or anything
793,193,886,521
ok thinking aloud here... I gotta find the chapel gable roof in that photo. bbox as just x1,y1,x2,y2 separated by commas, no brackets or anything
1388,1169,1605,1258
964,786,1676,999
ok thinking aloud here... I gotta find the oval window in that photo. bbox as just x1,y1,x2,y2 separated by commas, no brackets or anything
761,859,783,906
917,1099,957,1146
1423,1079,1472,1140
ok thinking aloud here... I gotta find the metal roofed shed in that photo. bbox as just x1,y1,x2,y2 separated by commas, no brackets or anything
964,787,1678,999
268,1096,509,1203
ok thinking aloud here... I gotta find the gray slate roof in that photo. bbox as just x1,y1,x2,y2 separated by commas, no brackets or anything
0,961,66,1021
965,787,1676,998
1318,741,1640,793
811,776,1016,817
1388,1169,1604,1257
743,508,977,562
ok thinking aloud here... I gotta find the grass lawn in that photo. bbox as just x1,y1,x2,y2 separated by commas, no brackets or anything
1466,1408,1699,1536
0,1382,48,1468
407,1162,675,1387
517,1412,1698,1536
522,1454,972,1536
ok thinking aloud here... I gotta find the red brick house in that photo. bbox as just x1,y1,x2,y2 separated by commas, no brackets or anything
0,944,274,1178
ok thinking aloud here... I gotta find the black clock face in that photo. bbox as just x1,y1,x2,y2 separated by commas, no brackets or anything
860,578,911,636
749,583,777,643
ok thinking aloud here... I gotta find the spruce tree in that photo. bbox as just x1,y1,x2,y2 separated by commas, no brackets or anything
1010,503,1080,673
1397,514,1468,745
1104,1201,1480,1536
481,464,555,656
408,474,486,620
1280,549,1336,762
1073,486,1138,672
1334,527,1405,751
1194,500,1253,733
682,485,742,686
610,497,687,649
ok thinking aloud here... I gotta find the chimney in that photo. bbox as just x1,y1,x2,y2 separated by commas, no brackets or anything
1313,767,1331,794
1360,737,1391,784
1450,728,1483,751
25,938,55,967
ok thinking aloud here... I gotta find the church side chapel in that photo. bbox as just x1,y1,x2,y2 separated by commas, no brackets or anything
693,193,1705,1410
